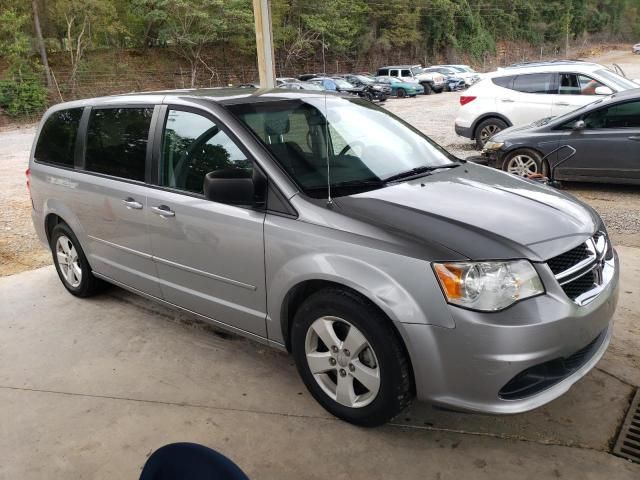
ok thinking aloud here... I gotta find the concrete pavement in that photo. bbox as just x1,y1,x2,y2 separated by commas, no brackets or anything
1,247,639,479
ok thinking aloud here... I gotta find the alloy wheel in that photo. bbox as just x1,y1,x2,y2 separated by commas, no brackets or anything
480,124,501,144
55,235,82,288
506,154,539,177
304,316,380,408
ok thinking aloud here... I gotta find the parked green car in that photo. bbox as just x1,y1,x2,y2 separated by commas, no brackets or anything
374,76,424,97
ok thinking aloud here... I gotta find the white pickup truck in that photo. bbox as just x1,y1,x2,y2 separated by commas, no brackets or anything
376,64,446,94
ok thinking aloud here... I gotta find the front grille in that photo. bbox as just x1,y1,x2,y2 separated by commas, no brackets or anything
499,330,605,400
547,243,590,275
546,232,609,304
562,270,596,301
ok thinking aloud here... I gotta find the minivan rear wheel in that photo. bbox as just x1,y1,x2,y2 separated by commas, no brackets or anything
291,288,413,427
50,223,103,297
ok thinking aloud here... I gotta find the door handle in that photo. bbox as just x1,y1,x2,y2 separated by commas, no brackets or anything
151,205,175,217
628,136,640,141
500,98,515,103
556,102,570,106
122,198,143,210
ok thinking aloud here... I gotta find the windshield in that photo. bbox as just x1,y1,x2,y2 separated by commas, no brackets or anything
595,68,637,91
227,97,456,198
410,66,423,75
552,98,606,125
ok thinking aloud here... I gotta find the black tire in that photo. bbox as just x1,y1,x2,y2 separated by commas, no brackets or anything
396,88,406,98
50,222,103,297
474,117,508,148
421,82,432,95
502,148,547,177
291,287,413,427
378,94,387,102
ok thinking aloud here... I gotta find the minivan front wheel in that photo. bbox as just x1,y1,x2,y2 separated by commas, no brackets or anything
291,288,413,427
50,223,102,297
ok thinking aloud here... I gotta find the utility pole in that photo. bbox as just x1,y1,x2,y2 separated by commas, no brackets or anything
32,0,52,88
252,0,276,88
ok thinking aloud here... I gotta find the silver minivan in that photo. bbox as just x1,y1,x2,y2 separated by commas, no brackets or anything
29,89,619,426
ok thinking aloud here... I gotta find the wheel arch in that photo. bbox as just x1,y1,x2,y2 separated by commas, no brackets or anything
279,278,416,391
42,201,90,250
471,113,512,139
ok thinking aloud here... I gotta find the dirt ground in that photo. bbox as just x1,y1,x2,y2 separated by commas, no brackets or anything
1,49,639,275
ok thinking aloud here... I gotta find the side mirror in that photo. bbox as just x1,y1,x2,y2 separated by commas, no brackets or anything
573,120,586,130
203,168,266,207
594,86,613,95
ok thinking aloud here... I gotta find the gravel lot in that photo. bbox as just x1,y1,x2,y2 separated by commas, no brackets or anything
1,49,639,275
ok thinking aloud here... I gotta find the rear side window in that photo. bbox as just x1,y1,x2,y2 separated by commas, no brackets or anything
492,76,515,89
34,108,83,166
377,69,389,76
401,69,412,77
85,107,153,181
512,73,555,94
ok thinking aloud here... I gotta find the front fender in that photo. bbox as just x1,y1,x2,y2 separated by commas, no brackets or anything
266,251,456,345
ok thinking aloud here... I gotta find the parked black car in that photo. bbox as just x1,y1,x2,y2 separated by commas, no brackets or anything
335,74,391,101
481,88,640,184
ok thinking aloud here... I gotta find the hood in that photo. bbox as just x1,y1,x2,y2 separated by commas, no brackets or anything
491,117,554,141
334,163,600,262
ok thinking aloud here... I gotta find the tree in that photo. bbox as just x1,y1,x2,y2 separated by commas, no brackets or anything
48,0,122,92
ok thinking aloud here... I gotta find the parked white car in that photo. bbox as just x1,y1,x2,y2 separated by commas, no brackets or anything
454,61,638,147
633,43,640,54
441,64,482,86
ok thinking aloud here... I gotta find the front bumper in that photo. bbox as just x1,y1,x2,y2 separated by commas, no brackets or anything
400,249,619,414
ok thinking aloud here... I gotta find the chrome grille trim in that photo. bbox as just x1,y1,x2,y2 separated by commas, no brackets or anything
549,232,613,306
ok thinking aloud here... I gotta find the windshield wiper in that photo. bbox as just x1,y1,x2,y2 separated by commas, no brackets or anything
383,164,460,183
305,179,385,192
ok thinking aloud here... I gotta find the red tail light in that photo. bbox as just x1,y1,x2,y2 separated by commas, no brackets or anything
459,95,476,106
26,168,32,199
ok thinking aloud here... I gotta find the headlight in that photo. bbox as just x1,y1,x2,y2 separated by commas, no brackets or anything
433,260,544,311
483,141,504,151
373,85,383,90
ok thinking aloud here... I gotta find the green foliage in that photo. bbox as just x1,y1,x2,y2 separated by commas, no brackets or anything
0,6,48,117
0,78,48,117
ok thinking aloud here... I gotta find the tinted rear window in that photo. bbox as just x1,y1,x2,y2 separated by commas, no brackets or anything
85,107,153,181
512,73,555,94
492,76,515,89
34,108,83,166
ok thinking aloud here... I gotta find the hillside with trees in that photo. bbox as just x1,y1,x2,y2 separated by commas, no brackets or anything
1,0,639,118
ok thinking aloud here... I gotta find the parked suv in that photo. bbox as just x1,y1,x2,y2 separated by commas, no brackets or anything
455,62,637,147
30,89,618,427
376,65,445,94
